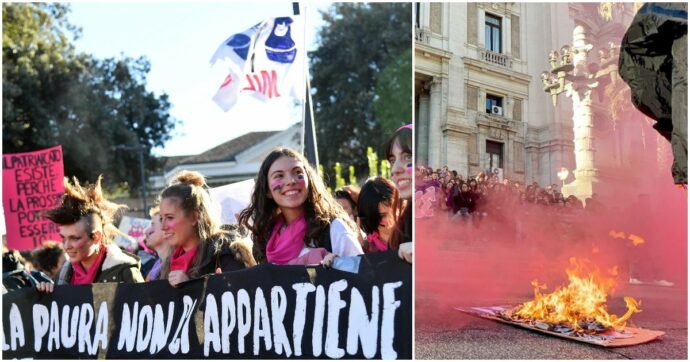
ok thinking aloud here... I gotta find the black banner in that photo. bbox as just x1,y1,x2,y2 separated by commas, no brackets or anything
2,250,411,359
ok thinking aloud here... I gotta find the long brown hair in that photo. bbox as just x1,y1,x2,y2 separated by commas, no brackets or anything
385,126,413,248
357,177,399,235
158,170,223,279
238,148,357,262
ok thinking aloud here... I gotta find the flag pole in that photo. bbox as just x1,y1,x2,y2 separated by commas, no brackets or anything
293,2,319,169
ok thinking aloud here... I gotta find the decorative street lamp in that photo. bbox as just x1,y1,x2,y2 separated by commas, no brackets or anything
542,26,601,202
541,46,575,106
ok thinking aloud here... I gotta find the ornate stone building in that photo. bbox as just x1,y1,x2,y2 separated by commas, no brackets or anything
414,2,646,191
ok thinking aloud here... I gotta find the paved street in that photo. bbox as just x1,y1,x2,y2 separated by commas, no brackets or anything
415,245,688,359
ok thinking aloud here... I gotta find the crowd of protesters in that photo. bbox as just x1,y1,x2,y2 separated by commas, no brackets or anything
3,125,413,293
413,165,611,253
415,165,605,220
415,164,678,287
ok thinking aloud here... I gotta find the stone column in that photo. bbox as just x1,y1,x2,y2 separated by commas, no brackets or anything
428,77,443,168
417,92,431,166
478,88,486,113
478,11,486,48
506,138,514,179
503,15,511,56
505,95,514,120
569,85,596,176
561,26,599,201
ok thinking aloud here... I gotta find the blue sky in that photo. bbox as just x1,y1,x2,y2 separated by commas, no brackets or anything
69,2,332,157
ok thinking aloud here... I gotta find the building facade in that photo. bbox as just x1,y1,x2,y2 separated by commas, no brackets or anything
415,2,644,189
149,123,302,190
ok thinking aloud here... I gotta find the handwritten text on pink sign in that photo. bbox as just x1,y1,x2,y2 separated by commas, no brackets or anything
2,145,65,250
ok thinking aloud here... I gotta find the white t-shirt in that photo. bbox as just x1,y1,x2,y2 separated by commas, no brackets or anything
299,218,363,257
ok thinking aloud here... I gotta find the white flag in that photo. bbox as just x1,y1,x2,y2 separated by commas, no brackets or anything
212,70,243,111
210,22,263,110
209,21,263,67
209,179,255,224
211,16,305,111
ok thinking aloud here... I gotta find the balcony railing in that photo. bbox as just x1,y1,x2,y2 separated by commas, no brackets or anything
476,112,521,130
480,49,512,68
415,27,430,44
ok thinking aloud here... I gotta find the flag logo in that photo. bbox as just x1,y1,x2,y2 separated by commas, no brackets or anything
226,34,251,60
210,16,305,111
265,17,297,64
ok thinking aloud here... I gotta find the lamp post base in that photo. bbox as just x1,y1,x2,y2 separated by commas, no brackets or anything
561,169,599,204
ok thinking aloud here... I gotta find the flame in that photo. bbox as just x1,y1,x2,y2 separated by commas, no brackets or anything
511,258,641,331
608,265,619,276
609,230,645,246
628,234,645,246
608,230,626,239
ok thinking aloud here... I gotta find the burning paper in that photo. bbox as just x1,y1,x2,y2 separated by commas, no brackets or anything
456,305,664,347
504,257,641,332
456,257,664,347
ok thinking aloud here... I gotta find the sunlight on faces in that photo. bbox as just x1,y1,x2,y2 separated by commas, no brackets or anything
145,216,165,249
389,141,413,199
59,218,101,265
267,156,309,211
159,198,199,250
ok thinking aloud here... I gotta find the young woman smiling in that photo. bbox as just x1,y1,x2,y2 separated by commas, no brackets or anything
158,171,256,287
239,148,363,266
385,124,413,263
38,176,143,292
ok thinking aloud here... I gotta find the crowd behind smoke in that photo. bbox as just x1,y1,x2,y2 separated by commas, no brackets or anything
416,165,596,217
415,161,687,331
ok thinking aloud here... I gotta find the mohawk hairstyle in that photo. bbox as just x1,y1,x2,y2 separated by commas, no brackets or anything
44,176,127,241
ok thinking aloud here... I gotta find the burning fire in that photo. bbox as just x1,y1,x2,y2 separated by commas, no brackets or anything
608,230,626,239
609,230,645,246
507,257,641,332
627,234,645,246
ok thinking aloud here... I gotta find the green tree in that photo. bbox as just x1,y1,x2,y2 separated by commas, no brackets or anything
348,165,357,185
310,3,411,183
2,3,177,194
374,48,412,133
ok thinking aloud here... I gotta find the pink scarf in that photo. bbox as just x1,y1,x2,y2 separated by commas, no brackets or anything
71,244,107,285
366,231,388,252
170,245,198,273
266,216,307,265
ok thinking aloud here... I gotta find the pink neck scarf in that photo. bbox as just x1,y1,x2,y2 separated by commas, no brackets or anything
367,231,389,252
71,244,107,285
266,215,307,265
170,245,198,273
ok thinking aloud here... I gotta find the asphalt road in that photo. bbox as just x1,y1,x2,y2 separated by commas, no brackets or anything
415,245,688,359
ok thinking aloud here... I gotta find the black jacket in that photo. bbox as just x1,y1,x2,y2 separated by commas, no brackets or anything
190,231,256,279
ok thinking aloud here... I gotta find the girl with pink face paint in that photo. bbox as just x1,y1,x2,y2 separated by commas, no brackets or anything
38,176,144,293
384,124,413,263
239,148,363,266
157,171,256,287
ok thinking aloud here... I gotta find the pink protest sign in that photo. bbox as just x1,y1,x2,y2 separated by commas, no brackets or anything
2,145,65,250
